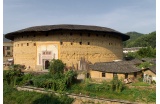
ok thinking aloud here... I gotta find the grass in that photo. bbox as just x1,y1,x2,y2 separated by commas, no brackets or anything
3,70,155,103
131,82,150,86
67,81,156,103
3,83,74,104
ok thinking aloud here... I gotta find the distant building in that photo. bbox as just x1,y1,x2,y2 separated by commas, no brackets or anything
142,66,156,82
141,58,156,82
3,42,13,65
123,47,146,53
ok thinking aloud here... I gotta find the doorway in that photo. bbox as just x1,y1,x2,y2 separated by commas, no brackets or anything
45,60,50,69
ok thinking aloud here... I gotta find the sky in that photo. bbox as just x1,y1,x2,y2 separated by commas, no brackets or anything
3,0,156,34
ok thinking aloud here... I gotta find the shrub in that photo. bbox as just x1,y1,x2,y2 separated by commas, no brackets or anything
49,59,65,74
64,70,77,88
14,73,34,86
110,75,125,92
3,69,24,86
138,62,153,69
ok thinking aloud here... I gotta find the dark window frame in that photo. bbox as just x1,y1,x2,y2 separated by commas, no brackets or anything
6,46,10,50
102,72,106,77
88,33,90,37
60,42,63,45
7,52,11,55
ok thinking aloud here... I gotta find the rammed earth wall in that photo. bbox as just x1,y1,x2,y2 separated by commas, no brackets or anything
13,31,123,71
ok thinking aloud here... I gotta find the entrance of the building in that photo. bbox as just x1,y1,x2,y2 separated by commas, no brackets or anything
45,60,50,69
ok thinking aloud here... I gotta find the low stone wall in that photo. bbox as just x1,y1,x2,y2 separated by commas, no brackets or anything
17,86,138,104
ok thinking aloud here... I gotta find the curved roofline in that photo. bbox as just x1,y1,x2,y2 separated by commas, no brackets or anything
5,24,130,41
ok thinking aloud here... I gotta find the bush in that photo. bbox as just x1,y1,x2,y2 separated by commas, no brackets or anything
49,59,65,74
138,62,153,69
110,75,125,92
31,70,77,91
3,69,24,86
137,47,156,58
65,70,77,88
15,73,34,86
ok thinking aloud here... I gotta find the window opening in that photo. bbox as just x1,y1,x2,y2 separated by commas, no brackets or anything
102,72,105,77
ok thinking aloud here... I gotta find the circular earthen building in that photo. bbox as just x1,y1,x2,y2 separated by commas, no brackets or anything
5,24,129,71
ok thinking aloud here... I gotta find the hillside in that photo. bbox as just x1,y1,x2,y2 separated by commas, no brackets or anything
123,31,156,48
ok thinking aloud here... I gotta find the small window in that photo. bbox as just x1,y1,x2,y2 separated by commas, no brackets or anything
60,42,63,45
27,43,29,46
34,43,36,46
102,72,105,77
134,72,137,78
46,33,48,36
6,46,10,50
88,33,90,37
79,42,82,45
88,42,90,45
125,73,128,79
7,52,10,55
87,73,90,78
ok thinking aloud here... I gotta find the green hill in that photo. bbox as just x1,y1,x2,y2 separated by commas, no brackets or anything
123,31,156,48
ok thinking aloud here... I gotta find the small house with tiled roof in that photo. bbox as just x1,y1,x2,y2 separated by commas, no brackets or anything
89,59,142,81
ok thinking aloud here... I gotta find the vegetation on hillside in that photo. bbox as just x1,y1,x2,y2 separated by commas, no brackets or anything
126,47,156,59
123,31,156,48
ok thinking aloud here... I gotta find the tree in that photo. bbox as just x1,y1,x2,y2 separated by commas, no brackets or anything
137,47,156,58
49,59,65,75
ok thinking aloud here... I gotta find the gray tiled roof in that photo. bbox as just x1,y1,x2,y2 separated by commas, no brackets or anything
148,65,156,74
89,59,142,73
5,24,129,41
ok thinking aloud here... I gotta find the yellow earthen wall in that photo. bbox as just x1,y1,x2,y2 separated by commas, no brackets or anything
144,70,156,77
13,31,123,70
117,73,125,79
128,73,134,78
90,70,102,79
105,73,113,80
